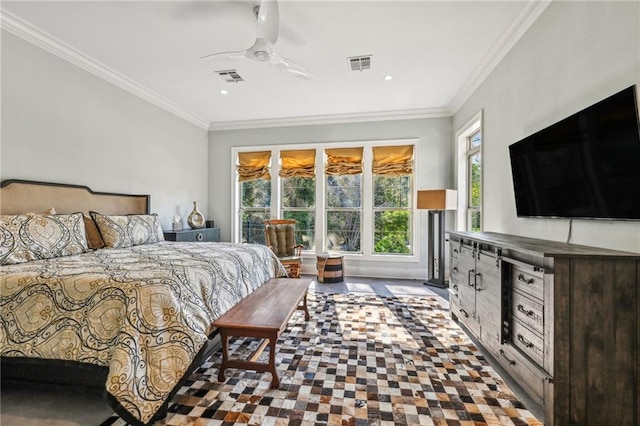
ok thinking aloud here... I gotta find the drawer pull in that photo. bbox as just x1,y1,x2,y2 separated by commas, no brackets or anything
499,349,516,365
196,233,204,241
517,334,535,349
474,272,482,291
517,274,535,285
460,308,469,318
467,269,475,287
517,304,535,318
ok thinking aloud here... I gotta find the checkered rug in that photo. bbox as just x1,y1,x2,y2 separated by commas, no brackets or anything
102,292,542,425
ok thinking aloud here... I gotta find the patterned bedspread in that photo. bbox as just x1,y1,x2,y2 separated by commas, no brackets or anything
0,242,287,424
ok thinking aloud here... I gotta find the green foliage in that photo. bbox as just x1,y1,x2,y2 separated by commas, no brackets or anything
374,234,410,254
374,210,410,254
282,177,315,208
374,176,410,207
241,179,271,208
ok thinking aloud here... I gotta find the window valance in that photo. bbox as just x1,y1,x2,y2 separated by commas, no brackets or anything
279,149,316,178
325,147,363,176
372,145,414,176
237,151,271,182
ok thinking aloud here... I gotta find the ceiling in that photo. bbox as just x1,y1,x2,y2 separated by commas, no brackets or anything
1,1,549,130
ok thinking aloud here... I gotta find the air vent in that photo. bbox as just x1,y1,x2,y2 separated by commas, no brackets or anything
348,55,372,71
215,69,244,83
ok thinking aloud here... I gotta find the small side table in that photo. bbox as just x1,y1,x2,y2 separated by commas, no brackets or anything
316,253,344,283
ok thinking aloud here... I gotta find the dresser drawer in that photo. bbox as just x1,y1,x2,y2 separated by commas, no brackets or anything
512,263,544,301
512,290,544,335
512,319,544,367
164,228,220,242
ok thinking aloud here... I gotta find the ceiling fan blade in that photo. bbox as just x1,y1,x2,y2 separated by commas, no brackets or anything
271,53,314,79
199,50,248,61
255,0,279,45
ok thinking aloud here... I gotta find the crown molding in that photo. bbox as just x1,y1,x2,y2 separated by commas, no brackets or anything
0,9,209,130
208,107,451,131
447,0,552,115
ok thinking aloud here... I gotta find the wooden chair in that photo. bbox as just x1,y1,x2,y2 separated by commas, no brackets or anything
264,219,303,278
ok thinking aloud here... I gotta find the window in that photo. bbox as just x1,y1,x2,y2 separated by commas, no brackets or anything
372,145,413,254
467,130,482,232
233,139,418,260
456,112,483,232
325,148,363,253
280,149,316,251
237,151,271,244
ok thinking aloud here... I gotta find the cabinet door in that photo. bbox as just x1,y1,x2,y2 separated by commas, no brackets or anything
457,244,479,334
475,249,502,347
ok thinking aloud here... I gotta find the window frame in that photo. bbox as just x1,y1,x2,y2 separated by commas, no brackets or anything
372,174,413,255
455,111,483,232
231,139,419,263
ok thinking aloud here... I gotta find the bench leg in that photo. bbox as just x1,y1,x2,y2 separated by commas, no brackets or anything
218,331,229,383
268,332,280,388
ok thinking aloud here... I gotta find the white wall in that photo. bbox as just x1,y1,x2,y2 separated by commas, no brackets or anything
1,32,209,229
453,1,640,253
209,117,453,279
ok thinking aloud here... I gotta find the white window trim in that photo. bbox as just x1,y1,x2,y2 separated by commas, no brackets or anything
231,138,419,263
455,111,483,232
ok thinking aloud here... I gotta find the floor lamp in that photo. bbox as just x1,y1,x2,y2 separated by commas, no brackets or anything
417,189,458,288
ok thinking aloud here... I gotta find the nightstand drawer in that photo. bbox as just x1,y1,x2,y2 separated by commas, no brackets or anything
163,228,220,242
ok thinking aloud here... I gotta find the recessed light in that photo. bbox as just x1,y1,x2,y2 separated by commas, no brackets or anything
383,75,393,81
219,89,228,95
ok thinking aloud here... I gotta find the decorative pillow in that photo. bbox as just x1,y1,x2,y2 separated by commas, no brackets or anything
83,215,105,250
0,213,89,265
90,212,164,249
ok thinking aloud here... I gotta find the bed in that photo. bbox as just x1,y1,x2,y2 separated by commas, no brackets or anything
0,179,287,425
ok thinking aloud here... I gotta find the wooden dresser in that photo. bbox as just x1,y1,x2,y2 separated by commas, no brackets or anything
447,231,639,426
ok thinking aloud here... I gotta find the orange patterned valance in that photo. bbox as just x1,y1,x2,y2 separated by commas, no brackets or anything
237,151,271,182
325,147,363,176
372,145,414,176
279,149,316,178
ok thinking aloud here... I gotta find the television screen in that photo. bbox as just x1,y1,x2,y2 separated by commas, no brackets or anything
509,86,640,220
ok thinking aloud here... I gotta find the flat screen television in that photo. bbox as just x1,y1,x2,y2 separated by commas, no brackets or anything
508,85,640,220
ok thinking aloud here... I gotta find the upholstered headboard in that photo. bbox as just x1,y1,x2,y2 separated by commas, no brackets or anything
0,180,150,215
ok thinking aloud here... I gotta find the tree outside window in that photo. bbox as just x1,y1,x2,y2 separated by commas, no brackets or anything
326,174,361,252
468,131,482,232
237,151,271,244
282,176,315,250
373,175,411,254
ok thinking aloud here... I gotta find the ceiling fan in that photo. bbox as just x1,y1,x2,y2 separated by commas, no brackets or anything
200,0,313,79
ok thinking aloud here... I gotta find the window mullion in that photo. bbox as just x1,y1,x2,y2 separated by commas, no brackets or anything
362,147,373,255
316,149,326,252
271,148,280,219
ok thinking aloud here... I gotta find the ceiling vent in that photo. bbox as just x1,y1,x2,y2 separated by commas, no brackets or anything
215,69,244,83
348,55,372,71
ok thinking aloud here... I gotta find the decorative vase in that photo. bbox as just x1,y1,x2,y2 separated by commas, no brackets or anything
187,201,205,229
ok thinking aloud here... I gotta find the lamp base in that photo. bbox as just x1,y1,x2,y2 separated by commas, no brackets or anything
424,278,448,289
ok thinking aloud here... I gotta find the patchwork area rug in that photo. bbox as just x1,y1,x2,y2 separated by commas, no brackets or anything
102,292,542,425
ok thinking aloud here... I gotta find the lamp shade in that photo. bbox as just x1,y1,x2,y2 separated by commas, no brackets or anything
417,189,458,210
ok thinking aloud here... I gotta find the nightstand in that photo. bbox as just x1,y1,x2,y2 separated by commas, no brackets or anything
163,228,220,242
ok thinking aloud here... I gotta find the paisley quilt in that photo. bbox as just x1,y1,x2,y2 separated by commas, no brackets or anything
0,242,287,424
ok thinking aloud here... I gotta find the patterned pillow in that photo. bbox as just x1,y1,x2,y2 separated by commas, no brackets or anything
91,212,164,249
0,213,89,265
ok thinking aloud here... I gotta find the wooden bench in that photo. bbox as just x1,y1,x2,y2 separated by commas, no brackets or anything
212,277,311,388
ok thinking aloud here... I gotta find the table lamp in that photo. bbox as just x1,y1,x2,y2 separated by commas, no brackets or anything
417,189,458,288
